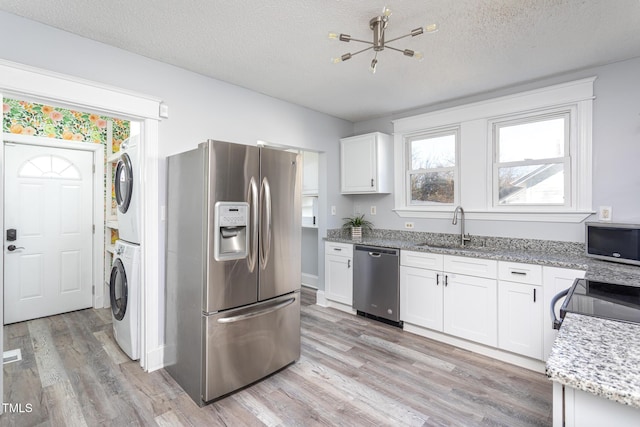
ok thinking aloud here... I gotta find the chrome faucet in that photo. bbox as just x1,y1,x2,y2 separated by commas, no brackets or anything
452,206,471,246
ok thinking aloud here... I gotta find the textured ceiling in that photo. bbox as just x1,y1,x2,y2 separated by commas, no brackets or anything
1,0,640,122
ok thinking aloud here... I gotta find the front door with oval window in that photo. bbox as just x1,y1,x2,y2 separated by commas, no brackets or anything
4,142,94,324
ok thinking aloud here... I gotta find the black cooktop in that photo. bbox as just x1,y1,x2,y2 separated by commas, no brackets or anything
561,279,640,324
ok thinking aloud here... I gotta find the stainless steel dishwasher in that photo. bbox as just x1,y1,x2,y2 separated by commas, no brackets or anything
353,245,401,326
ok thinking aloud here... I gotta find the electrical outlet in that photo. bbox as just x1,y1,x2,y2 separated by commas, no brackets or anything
370,206,377,215
405,222,414,229
598,206,612,221
331,206,336,215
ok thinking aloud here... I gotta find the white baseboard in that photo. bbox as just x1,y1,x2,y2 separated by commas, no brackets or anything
301,273,319,288
315,290,328,307
145,345,166,372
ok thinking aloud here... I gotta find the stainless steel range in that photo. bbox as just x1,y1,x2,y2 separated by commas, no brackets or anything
551,278,640,329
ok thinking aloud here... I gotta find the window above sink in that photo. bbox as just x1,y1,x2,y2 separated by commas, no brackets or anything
392,77,595,223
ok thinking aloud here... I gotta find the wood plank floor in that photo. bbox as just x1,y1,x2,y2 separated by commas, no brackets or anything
3,287,552,426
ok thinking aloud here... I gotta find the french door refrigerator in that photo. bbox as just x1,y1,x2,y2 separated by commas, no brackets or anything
165,140,301,406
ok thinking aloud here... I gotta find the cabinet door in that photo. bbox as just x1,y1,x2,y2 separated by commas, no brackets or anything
340,134,376,193
543,267,585,360
443,274,497,346
498,281,543,359
324,253,353,306
400,266,443,331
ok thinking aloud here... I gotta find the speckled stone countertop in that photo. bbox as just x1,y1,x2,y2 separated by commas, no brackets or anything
325,229,640,284
546,313,640,408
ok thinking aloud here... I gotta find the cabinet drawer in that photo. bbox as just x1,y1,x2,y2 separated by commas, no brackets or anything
498,262,542,285
444,255,497,279
325,242,353,256
400,250,444,270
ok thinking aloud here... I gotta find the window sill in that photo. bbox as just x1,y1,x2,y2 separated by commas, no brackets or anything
393,208,594,223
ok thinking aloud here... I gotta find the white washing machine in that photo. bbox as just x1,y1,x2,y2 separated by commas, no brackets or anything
115,135,140,244
110,240,141,360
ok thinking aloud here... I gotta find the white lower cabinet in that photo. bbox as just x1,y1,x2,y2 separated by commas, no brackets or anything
400,251,497,347
443,273,497,347
554,382,640,427
324,242,353,307
399,251,585,364
543,266,585,360
400,266,443,331
498,280,543,359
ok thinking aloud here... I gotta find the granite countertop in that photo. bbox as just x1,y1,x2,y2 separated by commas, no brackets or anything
546,313,640,408
324,234,640,284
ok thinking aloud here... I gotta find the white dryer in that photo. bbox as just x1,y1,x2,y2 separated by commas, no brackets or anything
115,135,140,244
110,240,141,360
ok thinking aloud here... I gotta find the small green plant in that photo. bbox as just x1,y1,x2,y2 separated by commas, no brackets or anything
341,214,374,232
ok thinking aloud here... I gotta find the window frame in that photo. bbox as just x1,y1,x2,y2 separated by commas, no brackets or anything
405,127,460,208
392,77,594,222
491,109,572,209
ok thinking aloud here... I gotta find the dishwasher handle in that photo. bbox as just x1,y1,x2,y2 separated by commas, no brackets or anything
354,245,399,256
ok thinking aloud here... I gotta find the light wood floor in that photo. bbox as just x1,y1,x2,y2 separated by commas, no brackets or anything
2,287,552,426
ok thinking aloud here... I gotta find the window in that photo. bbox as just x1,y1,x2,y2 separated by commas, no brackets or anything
393,77,594,222
19,155,81,179
493,112,570,206
406,129,458,206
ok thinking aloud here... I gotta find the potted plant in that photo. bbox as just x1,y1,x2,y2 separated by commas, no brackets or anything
342,214,373,240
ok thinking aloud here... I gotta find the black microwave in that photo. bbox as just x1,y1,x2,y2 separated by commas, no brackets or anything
585,222,640,266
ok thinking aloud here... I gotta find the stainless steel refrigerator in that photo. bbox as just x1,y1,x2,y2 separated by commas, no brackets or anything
164,140,301,406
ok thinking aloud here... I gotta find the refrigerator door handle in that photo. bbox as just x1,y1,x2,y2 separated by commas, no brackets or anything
247,176,259,272
216,297,295,324
259,176,272,270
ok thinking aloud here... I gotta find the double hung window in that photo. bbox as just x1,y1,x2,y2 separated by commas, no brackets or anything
406,129,458,206
492,112,570,207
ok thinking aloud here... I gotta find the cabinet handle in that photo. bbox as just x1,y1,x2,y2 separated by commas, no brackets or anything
334,248,342,252
511,271,527,276
370,178,374,187
347,259,351,268
533,288,537,303
436,273,440,286
444,275,448,287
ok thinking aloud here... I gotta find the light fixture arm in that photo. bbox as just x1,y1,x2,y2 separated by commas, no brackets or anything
330,8,437,69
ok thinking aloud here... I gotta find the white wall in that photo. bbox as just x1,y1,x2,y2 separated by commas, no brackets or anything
0,12,354,335
352,56,640,242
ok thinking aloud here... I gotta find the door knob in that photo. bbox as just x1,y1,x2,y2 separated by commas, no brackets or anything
7,245,25,252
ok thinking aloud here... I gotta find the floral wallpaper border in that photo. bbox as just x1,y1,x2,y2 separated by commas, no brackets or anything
3,98,129,150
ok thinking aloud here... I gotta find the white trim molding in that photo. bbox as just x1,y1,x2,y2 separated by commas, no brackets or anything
0,59,162,373
393,77,595,223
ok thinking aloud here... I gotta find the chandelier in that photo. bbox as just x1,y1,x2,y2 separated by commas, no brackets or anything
329,7,438,73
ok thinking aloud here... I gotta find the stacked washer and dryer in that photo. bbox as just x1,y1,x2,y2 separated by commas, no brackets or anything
109,136,141,360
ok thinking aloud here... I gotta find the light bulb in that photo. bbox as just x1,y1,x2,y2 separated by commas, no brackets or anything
425,23,439,33
370,58,378,74
328,32,339,40
414,52,425,62
382,7,392,17
331,53,352,64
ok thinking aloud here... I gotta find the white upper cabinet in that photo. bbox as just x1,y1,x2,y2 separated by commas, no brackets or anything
302,151,319,196
340,132,392,194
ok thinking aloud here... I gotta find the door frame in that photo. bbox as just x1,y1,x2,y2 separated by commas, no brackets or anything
3,134,106,309
0,58,163,391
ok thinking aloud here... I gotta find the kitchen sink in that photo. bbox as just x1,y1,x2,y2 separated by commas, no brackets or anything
413,242,494,251
414,242,463,249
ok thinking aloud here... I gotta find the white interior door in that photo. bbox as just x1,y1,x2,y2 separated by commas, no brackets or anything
4,143,94,324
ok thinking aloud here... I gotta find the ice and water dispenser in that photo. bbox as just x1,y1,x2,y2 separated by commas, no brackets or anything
213,202,250,261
